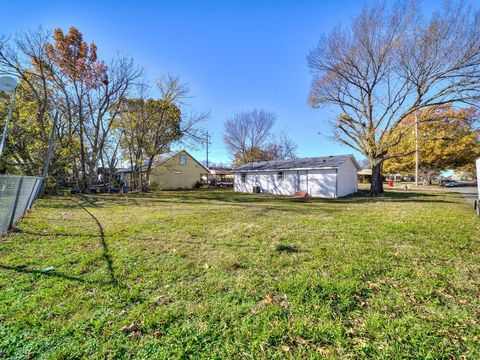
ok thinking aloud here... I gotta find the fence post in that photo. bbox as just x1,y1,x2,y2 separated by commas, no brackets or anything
24,178,38,213
8,176,23,230
29,177,44,210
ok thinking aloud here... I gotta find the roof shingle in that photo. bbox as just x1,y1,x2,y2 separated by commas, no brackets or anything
233,154,358,171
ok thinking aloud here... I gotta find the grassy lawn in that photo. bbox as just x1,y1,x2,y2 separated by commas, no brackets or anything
0,189,479,359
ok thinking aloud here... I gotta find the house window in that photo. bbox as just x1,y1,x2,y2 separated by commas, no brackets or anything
241,173,246,183
179,154,187,166
277,171,284,181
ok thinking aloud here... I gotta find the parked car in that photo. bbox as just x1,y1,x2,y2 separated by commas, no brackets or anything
90,183,120,193
444,180,459,187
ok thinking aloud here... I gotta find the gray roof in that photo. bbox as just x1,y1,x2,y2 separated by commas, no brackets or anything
144,150,181,168
233,154,359,172
118,150,207,173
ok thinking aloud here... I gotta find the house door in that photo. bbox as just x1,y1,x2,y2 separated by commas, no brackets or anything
297,171,308,192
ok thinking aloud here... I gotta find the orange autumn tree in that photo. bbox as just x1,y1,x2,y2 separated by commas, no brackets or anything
45,27,107,192
384,105,480,185
43,27,140,192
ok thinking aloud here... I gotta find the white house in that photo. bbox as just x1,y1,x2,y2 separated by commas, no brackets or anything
233,154,360,198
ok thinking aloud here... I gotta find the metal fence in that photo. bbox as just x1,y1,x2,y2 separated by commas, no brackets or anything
0,175,43,236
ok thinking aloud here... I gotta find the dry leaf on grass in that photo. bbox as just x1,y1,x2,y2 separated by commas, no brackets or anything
367,281,381,292
295,337,331,356
252,294,288,313
129,331,141,340
154,294,172,305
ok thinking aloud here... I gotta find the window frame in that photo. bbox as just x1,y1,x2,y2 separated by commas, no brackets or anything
277,171,284,181
179,154,187,166
241,173,246,183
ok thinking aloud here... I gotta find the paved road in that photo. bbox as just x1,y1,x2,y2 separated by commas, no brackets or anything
443,186,478,206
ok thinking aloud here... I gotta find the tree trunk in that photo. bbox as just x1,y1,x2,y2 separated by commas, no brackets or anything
421,170,433,186
370,161,384,195
143,157,155,192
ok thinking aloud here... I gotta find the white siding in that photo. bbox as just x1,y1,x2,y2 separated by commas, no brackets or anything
234,171,297,195
307,169,337,198
337,158,358,197
234,169,337,198
234,157,359,199
476,158,480,196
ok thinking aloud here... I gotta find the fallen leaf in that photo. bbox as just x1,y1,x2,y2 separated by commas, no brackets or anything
231,261,242,270
296,337,308,345
317,347,331,356
154,294,172,305
264,295,273,304
121,323,138,334
281,344,291,352
129,331,141,340
295,337,331,355
367,281,381,292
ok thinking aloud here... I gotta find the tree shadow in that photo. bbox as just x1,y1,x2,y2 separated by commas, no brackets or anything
275,244,300,253
334,190,457,204
0,264,101,284
15,229,98,238
73,197,119,287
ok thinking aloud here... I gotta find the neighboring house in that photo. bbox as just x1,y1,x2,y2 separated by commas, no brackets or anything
115,167,134,187
149,150,209,190
204,167,234,186
358,168,372,183
233,154,360,198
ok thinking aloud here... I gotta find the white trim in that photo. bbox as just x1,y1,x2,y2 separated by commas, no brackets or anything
233,166,339,173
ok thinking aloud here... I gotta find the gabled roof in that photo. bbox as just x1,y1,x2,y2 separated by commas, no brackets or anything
144,150,182,168
147,150,210,172
233,154,360,172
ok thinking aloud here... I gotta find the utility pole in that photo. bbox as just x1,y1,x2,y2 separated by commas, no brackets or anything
205,131,210,168
415,115,419,187
204,131,211,187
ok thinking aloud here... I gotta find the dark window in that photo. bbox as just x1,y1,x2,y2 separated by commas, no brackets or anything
241,173,246,183
179,154,187,166
278,171,284,181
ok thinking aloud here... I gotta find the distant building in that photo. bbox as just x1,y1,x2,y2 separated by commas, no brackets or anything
233,154,360,198
149,150,209,190
116,150,209,190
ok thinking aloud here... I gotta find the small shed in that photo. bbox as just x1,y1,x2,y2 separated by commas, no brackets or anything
233,154,360,198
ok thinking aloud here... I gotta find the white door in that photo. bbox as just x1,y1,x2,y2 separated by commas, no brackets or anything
297,171,308,192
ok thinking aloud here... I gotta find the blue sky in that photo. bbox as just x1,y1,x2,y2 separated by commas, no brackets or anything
0,0,460,164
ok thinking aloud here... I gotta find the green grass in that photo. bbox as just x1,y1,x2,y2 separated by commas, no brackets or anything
0,189,479,359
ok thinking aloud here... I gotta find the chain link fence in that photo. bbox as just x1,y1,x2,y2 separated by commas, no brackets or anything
0,175,43,236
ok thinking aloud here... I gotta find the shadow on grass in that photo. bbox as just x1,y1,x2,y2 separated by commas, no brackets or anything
73,197,119,287
275,244,299,253
335,190,456,204
69,188,455,206
15,229,98,238
0,264,96,284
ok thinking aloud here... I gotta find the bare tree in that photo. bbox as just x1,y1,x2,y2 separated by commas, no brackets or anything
269,131,298,160
308,0,480,194
224,109,274,160
119,75,206,191
224,109,293,164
